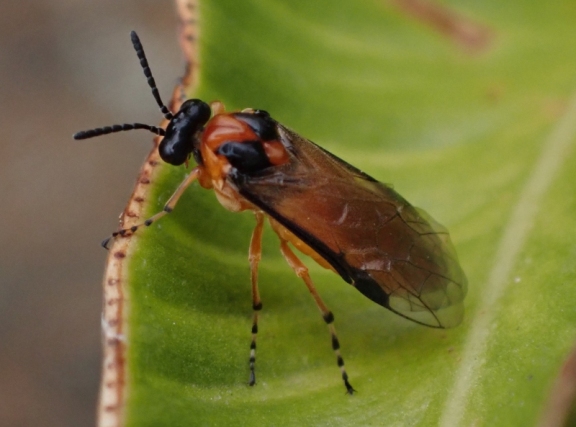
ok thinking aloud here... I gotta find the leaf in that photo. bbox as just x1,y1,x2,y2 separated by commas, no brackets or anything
99,0,576,426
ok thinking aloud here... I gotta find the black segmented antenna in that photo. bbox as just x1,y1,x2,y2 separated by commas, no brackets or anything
73,30,173,141
74,123,165,140
130,30,174,120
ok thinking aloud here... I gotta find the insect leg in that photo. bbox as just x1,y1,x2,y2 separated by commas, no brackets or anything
278,240,355,394
102,168,200,249
248,211,265,386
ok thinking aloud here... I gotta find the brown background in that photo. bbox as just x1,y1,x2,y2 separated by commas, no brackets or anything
0,1,184,425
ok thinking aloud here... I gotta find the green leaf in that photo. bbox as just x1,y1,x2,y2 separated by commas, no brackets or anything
109,0,576,425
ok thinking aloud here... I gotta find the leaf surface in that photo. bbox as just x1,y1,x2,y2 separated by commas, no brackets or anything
104,1,576,425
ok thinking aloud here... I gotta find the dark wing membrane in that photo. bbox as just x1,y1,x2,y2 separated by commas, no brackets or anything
230,124,468,328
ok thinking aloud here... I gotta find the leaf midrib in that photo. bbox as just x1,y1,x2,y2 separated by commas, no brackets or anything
439,88,576,426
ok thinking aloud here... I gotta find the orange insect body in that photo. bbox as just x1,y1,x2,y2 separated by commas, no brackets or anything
196,109,353,275
199,110,290,189
74,31,467,395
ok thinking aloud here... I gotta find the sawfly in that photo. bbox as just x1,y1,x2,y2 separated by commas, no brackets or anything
75,31,468,394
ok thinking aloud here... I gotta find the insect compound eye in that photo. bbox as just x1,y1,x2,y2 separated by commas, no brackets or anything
216,141,273,174
159,99,211,165
233,111,278,141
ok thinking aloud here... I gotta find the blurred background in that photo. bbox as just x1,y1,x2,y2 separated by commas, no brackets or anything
0,1,185,425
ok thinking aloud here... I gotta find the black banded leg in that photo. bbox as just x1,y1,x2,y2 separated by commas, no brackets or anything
278,240,355,394
248,212,264,386
102,168,200,249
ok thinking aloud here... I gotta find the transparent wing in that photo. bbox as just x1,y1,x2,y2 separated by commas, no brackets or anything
231,125,467,328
